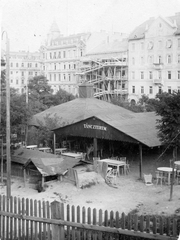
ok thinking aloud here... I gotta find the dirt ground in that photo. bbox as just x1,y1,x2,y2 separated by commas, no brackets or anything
0,152,180,217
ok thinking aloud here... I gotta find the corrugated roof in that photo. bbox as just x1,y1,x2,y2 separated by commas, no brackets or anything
30,98,161,147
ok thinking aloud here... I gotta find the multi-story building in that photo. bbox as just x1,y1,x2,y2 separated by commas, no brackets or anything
76,35,128,102
41,21,128,97
9,51,42,94
40,21,90,95
128,13,180,103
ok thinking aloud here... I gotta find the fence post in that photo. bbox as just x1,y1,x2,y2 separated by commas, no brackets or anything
51,201,65,240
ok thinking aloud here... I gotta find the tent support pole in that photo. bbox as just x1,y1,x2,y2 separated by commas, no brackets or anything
93,138,97,157
53,132,56,154
139,144,143,180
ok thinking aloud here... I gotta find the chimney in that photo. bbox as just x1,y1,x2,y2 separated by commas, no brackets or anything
79,82,94,98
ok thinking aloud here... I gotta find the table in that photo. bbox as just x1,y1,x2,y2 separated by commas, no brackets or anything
157,167,176,185
174,161,180,166
61,152,82,159
38,147,52,153
98,159,126,176
55,148,67,155
26,145,37,150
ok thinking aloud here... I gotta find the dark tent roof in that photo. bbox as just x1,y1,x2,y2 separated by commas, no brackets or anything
12,148,80,175
30,97,161,148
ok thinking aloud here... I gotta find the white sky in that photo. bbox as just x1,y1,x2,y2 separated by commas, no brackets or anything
1,0,180,52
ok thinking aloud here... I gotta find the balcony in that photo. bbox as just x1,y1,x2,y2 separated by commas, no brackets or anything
153,78,163,85
153,62,163,70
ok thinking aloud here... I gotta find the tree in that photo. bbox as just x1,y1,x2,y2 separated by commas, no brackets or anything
154,91,180,201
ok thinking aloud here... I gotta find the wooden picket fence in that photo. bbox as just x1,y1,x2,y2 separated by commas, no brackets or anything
0,194,179,240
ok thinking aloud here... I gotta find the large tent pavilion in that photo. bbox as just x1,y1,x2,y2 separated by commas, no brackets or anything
30,84,161,178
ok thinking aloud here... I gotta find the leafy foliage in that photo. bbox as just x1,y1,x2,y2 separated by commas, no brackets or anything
154,92,180,147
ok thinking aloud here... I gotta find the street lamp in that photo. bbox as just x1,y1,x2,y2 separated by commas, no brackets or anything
1,30,11,199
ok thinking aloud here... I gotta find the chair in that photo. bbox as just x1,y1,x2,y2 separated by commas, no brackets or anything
119,157,126,163
106,168,118,185
176,170,180,184
155,171,166,186
143,174,153,186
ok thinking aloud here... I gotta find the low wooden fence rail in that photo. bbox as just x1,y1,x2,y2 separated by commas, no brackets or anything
0,195,179,240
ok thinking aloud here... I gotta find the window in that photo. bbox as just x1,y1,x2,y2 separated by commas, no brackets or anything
22,79,24,84
148,41,154,50
158,40,162,49
141,57,144,65
166,39,172,48
69,64,71,69
21,63,24,67
64,64,66,69
141,86,144,94
167,55,172,64
74,64,76,69
35,72,37,76
178,38,180,48
178,71,180,80
22,72,24,76
132,71,135,79
140,71,144,79
148,55,153,64
158,55,162,64
58,52,61,58
35,63,38,67
141,42,144,50
54,52,56,59
158,71,162,79
178,54,180,63
54,74,56,81
132,57,135,65
168,86,171,94
50,52,52,59
11,79,13,83
59,74,61,81
132,86,135,93
63,51,66,58
68,74,71,81
149,86,153,94
11,63,13,67
132,43,135,50
54,64,56,70
158,86,162,94
16,79,18,84
149,71,153,79
16,63,18,67
63,74,66,80
178,86,180,93
168,71,171,80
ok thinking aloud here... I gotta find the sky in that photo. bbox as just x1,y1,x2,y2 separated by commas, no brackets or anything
1,0,180,52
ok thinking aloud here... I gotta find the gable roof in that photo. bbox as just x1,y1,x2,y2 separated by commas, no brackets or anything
30,97,161,147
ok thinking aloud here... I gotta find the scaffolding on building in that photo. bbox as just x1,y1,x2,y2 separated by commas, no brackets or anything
76,54,128,102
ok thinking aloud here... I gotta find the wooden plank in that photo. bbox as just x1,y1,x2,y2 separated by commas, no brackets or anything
146,215,150,233
93,208,97,240
110,210,114,240
140,215,144,232
10,196,13,240
34,200,38,240
30,199,34,239
71,205,75,240
173,218,177,237
18,197,21,239
98,209,102,240
38,200,42,240
66,204,70,240
153,216,157,234
159,216,164,235
87,207,92,240
2,195,5,240
121,212,125,229
134,214,138,232
6,197,9,240
104,210,108,240
46,201,51,240
127,213,132,230
43,201,46,239
115,211,119,229
0,195,2,239
21,197,25,239
26,198,29,240
82,206,86,240
76,205,81,240
14,196,17,240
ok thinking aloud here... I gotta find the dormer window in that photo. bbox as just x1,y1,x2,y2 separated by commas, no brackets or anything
166,40,172,48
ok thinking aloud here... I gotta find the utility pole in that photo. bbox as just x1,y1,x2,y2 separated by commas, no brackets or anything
2,31,11,199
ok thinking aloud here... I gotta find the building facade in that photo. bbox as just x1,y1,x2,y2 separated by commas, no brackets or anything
9,51,42,94
128,13,180,102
